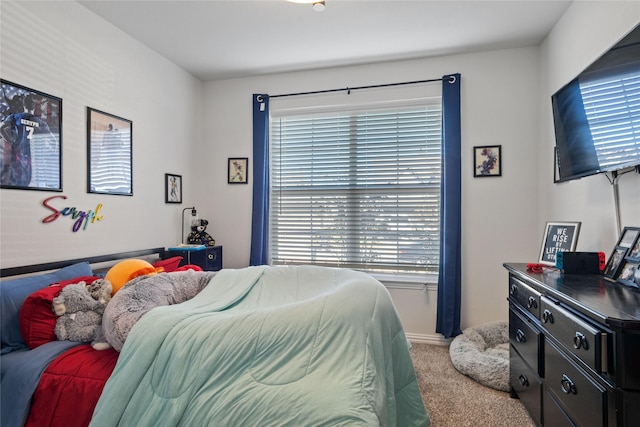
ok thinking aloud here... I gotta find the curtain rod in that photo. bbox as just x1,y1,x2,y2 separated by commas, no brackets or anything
267,75,455,99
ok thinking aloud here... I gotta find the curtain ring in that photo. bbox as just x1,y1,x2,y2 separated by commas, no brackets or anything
448,76,456,84
256,95,264,102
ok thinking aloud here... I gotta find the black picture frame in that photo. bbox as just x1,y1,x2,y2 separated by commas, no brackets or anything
604,226,640,282
0,79,62,191
473,145,501,177
617,259,639,289
87,107,133,196
628,235,640,260
165,173,182,204
228,157,248,184
618,226,640,249
538,221,581,266
604,246,628,279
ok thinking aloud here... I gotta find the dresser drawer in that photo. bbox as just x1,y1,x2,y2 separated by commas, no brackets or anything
509,306,543,377
510,346,542,426
509,276,542,319
543,389,577,427
540,296,607,374
545,340,607,427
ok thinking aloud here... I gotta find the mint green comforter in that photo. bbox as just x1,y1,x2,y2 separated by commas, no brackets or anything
90,266,430,426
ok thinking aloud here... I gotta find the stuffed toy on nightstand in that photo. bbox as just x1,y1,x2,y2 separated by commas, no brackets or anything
187,219,216,246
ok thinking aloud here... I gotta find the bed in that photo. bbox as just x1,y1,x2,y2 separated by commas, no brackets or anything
1,249,430,427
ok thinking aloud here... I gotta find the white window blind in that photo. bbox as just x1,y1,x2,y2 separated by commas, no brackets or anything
581,69,640,169
270,101,442,275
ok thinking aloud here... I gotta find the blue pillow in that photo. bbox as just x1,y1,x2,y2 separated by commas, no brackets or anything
1,262,92,354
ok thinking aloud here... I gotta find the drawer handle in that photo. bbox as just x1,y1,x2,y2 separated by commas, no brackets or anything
519,374,529,387
542,309,554,324
573,332,588,350
561,374,577,395
527,296,537,309
510,284,518,297
208,253,216,260
515,329,526,343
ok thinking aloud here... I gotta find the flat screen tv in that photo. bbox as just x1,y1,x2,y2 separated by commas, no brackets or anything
552,24,640,182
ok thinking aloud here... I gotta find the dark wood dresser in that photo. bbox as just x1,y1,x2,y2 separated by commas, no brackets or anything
504,263,640,426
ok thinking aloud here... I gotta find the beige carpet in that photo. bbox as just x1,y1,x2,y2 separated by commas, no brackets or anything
410,342,535,427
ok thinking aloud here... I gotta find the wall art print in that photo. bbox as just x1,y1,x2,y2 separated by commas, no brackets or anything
0,79,62,191
473,145,501,177
87,107,132,196
228,157,248,184
165,173,182,204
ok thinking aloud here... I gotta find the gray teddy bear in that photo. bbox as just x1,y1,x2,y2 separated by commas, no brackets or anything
52,279,113,350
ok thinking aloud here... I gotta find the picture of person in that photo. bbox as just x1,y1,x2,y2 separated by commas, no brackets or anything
629,239,640,259
604,247,626,277
169,175,179,201
619,262,636,281
0,80,61,191
164,173,182,204
0,94,57,186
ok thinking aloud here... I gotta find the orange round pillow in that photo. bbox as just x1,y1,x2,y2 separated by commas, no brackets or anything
105,259,159,295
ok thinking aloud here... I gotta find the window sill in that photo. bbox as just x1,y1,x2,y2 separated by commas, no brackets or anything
371,273,438,291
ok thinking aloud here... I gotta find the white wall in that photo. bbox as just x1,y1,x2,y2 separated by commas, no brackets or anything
0,1,204,266
199,48,542,341
539,2,640,252
3,1,637,342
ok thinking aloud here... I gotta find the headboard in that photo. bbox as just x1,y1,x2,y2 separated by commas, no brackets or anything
0,247,165,278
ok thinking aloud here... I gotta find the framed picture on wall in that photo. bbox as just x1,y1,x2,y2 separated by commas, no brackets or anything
473,145,501,177
228,157,248,184
0,79,62,192
165,173,182,204
87,107,133,196
538,221,581,266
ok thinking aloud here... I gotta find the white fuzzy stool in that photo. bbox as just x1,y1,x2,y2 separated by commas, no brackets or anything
449,321,510,392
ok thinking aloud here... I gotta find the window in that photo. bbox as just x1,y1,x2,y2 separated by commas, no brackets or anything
270,100,442,275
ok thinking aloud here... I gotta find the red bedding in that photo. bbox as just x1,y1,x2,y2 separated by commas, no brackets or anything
15,259,201,427
25,345,118,427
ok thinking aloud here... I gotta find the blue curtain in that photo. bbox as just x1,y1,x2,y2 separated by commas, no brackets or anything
250,94,270,266
436,74,462,338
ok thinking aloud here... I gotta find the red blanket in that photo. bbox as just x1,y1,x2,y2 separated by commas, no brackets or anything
25,345,118,427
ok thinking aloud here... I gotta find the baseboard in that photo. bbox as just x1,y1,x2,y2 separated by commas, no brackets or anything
406,332,452,346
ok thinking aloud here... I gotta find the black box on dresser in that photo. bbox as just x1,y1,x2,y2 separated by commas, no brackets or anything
504,263,640,427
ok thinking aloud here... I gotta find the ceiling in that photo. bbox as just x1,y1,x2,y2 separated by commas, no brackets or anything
78,0,573,81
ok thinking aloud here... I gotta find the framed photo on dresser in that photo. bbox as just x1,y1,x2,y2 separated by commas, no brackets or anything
604,226,640,286
538,221,581,266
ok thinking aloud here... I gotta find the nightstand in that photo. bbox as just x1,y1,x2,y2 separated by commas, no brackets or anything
164,246,222,271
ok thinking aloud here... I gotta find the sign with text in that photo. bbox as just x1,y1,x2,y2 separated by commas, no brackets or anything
539,221,581,265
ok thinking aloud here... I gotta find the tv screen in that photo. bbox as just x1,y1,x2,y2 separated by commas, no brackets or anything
552,24,640,182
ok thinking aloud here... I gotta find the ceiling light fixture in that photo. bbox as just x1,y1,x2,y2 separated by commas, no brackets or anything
287,0,326,12
312,1,326,12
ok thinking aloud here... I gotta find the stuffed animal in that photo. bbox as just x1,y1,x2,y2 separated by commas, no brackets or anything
187,219,216,246
52,279,112,350
105,258,160,295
